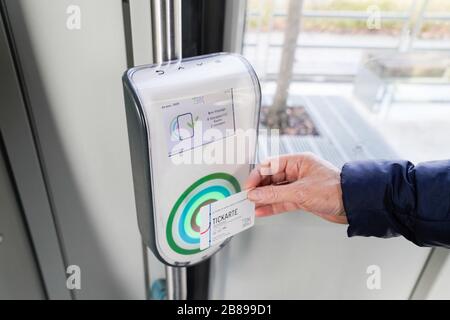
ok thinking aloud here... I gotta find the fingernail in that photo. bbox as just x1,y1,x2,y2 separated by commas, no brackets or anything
260,167,272,176
248,189,262,201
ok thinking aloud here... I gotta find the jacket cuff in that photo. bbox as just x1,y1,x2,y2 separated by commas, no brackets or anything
341,161,401,239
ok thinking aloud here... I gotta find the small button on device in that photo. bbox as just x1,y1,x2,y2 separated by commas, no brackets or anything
156,70,165,75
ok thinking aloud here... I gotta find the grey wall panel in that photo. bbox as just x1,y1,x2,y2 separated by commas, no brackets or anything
129,0,153,66
0,141,45,300
0,7,70,299
4,0,145,299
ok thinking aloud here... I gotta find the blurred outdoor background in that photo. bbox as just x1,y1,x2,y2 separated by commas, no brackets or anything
242,0,450,163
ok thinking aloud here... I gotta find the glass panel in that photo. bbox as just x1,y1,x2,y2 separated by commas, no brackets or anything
242,0,450,163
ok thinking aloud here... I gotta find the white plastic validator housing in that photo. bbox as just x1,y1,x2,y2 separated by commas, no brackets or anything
123,53,261,266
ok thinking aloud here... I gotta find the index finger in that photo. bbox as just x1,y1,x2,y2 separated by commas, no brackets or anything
244,166,263,189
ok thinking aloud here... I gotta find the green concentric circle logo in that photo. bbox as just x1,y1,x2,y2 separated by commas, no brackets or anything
166,172,241,255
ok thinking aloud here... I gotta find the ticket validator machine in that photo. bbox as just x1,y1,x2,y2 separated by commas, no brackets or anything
123,53,260,267
122,1,260,300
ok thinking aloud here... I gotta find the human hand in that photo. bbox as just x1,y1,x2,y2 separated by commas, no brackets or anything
245,153,347,224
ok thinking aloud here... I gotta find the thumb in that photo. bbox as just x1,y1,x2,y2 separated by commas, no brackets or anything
247,184,298,204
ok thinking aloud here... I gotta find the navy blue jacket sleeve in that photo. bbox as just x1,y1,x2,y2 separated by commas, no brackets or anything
341,160,450,247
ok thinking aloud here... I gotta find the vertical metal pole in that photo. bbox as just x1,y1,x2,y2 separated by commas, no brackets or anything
166,265,187,300
150,0,186,300
151,0,167,63
165,0,182,60
151,0,182,63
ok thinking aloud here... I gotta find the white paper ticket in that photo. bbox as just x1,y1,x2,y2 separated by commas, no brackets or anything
200,190,255,250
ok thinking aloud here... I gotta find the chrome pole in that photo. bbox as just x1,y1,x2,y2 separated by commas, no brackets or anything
165,265,187,300
165,0,182,60
150,0,187,300
151,0,182,63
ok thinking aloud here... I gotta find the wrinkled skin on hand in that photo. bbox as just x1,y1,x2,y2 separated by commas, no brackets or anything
245,152,347,224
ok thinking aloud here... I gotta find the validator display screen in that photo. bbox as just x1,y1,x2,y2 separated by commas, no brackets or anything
162,89,236,157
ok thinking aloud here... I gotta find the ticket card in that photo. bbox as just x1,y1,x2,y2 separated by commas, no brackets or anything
200,190,255,250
